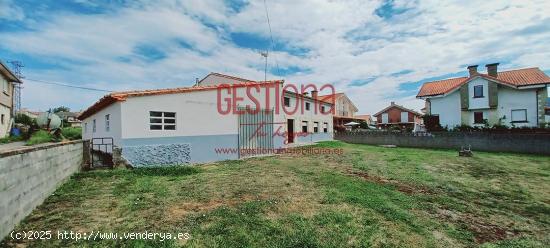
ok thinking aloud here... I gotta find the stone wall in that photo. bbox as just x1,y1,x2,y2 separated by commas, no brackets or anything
335,132,550,155
0,141,84,240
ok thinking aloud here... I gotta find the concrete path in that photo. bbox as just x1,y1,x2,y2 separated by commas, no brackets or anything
0,141,27,153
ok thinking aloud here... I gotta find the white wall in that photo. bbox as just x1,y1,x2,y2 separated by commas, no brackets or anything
497,87,538,127
429,90,461,128
278,92,333,140
81,102,122,146
468,77,489,110
120,85,279,139
0,105,10,137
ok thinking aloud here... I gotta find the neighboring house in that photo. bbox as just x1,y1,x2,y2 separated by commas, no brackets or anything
56,111,82,127
0,61,22,137
78,75,333,166
545,98,550,123
373,102,423,129
18,108,42,119
196,72,253,86
417,63,550,128
318,92,362,129
355,114,374,125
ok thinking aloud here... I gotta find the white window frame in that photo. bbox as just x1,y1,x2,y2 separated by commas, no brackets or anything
301,121,308,133
400,112,408,123
381,113,389,124
323,122,328,133
511,109,527,123
149,111,176,130
92,119,96,133
1,77,8,94
105,114,110,132
313,122,319,132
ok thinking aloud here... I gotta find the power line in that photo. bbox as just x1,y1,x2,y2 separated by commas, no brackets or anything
24,78,113,92
263,0,281,77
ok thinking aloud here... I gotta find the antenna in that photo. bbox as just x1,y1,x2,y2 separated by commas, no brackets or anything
7,60,24,115
259,50,268,82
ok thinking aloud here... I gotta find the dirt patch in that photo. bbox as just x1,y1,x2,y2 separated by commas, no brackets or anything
435,208,519,244
347,170,433,195
167,194,261,220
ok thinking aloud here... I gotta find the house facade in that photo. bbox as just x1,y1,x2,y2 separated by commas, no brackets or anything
318,92,362,130
0,61,22,137
79,76,333,167
373,102,423,129
417,64,549,128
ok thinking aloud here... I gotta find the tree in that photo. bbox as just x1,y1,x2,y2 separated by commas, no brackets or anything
52,106,70,113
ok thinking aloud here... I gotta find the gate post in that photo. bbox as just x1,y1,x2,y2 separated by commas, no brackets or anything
82,140,91,170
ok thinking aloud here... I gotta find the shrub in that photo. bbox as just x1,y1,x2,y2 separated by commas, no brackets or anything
14,113,36,126
26,130,54,145
61,127,82,140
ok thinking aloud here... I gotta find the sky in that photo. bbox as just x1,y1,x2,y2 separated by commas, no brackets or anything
1,0,549,114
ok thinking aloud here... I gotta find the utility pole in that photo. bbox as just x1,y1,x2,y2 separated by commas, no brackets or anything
7,61,24,115
260,50,268,82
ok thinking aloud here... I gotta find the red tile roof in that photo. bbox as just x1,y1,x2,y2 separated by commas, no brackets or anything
78,81,283,120
318,92,345,104
417,67,550,97
355,114,372,120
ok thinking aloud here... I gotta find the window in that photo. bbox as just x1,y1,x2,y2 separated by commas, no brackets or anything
314,122,319,132
150,111,176,130
323,122,328,133
1,77,8,94
1,114,4,124
84,123,88,133
400,112,409,123
284,97,290,107
473,85,484,98
474,112,484,124
302,121,308,133
381,113,389,124
92,119,96,133
305,102,310,111
321,105,326,113
105,114,110,132
511,109,527,123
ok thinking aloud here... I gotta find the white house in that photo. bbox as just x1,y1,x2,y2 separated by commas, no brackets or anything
79,74,334,167
417,63,549,128
0,61,22,137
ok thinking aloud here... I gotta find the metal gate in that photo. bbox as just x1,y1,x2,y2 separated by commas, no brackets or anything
91,137,114,168
238,107,274,158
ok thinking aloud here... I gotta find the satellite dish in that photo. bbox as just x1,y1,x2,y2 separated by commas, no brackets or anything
37,112,62,129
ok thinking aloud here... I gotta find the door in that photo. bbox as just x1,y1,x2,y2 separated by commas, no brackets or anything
238,107,274,158
287,119,294,143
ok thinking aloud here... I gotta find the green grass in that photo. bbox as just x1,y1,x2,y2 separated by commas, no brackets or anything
0,135,23,144
3,141,549,247
25,130,54,145
61,127,82,140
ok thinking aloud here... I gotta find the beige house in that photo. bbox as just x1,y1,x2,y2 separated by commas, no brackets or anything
318,92,361,129
0,61,22,137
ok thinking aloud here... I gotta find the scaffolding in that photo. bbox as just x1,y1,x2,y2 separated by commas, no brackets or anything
7,61,23,114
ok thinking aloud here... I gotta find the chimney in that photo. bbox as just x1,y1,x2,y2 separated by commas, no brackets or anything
391,101,395,105
467,65,478,77
486,63,499,77
311,90,318,99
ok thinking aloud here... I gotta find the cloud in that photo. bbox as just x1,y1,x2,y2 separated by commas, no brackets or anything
0,0,24,21
0,0,549,114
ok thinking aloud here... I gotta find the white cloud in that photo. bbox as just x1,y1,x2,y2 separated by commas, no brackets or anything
0,0,24,21
1,0,550,113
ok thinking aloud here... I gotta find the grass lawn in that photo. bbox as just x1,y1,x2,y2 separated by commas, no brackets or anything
3,141,549,247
